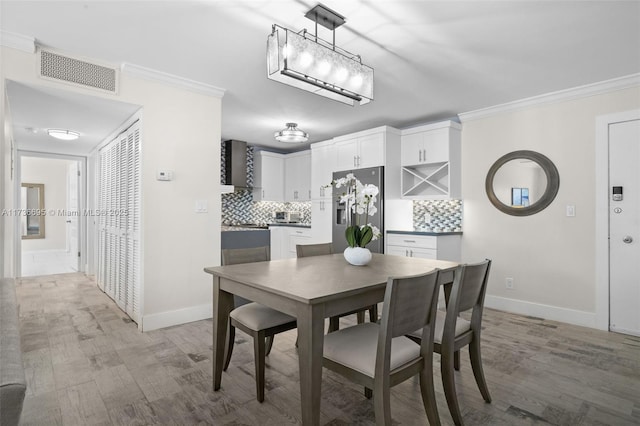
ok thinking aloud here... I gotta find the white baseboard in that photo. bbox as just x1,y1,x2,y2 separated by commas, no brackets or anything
485,295,599,330
142,303,212,331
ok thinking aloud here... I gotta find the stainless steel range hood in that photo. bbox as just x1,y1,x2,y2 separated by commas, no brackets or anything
223,140,250,190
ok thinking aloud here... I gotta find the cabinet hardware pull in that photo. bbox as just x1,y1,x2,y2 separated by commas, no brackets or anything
262,189,265,198
410,250,414,257
405,249,409,256
403,239,416,243
419,150,422,162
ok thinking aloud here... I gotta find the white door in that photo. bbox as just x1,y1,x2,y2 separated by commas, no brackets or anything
66,162,79,271
609,118,640,336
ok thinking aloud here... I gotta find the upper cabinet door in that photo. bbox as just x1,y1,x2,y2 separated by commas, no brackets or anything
334,138,359,171
311,142,335,199
253,151,284,201
358,132,385,168
285,151,311,201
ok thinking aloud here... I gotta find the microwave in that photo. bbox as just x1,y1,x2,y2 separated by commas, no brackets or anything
274,211,302,223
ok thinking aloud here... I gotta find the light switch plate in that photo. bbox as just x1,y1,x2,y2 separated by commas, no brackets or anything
566,205,576,217
195,200,208,213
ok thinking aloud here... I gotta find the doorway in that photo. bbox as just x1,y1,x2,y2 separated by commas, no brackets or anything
18,153,86,277
595,109,640,336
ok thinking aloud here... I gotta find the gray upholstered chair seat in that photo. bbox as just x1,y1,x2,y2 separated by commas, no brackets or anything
410,311,471,344
230,303,296,330
323,323,420,377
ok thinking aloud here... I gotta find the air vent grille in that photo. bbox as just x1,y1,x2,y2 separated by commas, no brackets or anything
39,50,118,93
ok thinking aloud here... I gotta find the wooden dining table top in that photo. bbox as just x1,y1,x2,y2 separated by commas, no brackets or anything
204,253,459,305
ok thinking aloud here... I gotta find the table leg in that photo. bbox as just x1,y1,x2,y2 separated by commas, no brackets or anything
212,277,234,391
296,303,325,426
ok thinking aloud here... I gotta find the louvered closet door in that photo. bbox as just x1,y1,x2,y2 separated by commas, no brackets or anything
124,126,141,321
97,121,141,323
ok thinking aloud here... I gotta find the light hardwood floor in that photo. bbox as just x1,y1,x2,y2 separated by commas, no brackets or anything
15,273,640,425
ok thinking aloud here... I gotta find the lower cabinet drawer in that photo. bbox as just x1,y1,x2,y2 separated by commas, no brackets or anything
386,234,437,249
288,229,312,256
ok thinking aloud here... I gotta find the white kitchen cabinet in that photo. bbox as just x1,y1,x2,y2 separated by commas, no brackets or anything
400,121,461,199
333,128,386,171
285,151,311,201
270,226,312,259
311,199,333,243
386,232,461,262
253,151,285,201
310,141,335,199
269,226,286,260
287,227,312,257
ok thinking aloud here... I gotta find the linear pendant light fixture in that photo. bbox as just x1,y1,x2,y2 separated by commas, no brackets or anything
267,3,374,106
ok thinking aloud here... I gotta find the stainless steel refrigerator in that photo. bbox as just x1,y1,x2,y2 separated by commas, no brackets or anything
332,166,384,254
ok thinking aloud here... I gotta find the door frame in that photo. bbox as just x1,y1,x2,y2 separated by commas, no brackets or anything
595,109,640,331
14,150,87,277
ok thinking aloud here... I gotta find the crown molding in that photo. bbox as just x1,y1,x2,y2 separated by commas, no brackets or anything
0,30,36,53
121,63,226,99
459,73,640,122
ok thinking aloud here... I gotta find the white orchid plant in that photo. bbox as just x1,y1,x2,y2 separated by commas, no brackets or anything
329,173,382,248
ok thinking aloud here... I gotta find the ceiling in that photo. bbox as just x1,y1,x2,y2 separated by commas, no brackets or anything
2,1,639,155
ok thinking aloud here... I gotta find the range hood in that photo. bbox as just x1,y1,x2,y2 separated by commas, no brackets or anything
223,140,250,190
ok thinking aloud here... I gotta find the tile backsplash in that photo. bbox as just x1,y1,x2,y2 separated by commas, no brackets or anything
413,199,462,232
220,142,311,225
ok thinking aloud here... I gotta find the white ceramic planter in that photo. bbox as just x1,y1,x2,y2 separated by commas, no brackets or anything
343,247,372,266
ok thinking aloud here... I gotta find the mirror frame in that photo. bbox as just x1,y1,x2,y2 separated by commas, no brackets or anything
21,182,46,239
485,150,560,216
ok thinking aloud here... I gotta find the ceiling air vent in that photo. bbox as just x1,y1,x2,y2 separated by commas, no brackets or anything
38,49,119,94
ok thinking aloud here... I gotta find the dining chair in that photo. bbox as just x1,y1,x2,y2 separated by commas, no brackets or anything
221,246,297,402
296,243,378,332
408,259,492,426
322,270,442,426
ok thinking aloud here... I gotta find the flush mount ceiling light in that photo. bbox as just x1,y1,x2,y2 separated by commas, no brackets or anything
47,129,80,141
274,123,309,143
267,3,374,106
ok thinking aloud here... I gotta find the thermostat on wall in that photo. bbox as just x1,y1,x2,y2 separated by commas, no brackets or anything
156,170,174,181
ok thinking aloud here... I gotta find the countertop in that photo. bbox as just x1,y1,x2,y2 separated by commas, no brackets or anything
267,223,311,229
221,225,269,232
222,223,311,231
387,229,463,236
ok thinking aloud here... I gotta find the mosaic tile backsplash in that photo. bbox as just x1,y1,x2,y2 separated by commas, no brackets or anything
413,199,463,232
220,142,311,225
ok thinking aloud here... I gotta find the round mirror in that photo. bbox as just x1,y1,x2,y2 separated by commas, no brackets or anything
485,150,559,216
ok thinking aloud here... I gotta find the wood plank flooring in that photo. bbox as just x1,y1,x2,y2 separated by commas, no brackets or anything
15,273,640,425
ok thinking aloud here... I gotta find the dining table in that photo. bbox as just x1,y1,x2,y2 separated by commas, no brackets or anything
204,253,459,425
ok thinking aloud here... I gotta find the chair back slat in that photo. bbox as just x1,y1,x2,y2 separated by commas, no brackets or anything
457,261,491,313
384,271,440,339
296,243,333,258
222,246,270,266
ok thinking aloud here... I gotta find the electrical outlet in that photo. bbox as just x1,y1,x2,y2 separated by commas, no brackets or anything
424,213,431,224
505,277,514,289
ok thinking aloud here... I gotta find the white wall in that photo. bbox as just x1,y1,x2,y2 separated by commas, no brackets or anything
21,156,71,251
1,46,223,330
461,85,640,327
